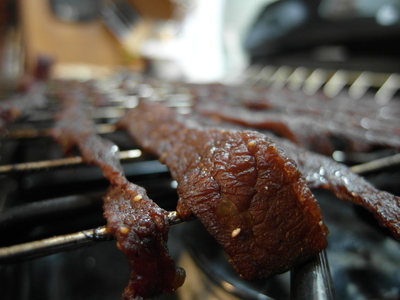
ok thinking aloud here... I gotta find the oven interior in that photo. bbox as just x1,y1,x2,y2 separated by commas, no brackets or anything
0,70,399,300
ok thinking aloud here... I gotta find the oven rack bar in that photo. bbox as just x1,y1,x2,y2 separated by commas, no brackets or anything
21,106,126,121
5,123,118,139
0,226,112,263
349,152,400,174
0,211,189,264
0,149,398,176
5,97,193,139
241,65,400,104
0,148,142,174
291,249,335,300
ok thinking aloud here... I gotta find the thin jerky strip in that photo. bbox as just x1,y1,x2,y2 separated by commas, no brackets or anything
50,83,184,300
118,100,328,280
195,100,374,154
192,83,400,152
271,135,400,241
50,84,126,185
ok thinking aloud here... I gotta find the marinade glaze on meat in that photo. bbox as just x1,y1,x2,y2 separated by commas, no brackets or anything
273,136,400,241
50,83,185,300
192,104,400,241
118,100,328,280
103,184,185,300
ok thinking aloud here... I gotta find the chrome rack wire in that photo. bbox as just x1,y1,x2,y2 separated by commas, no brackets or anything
5,122,117,139
0,148,399,175
0,211,189,264
9,106,127,123
4,103,193,140
240,64,400,103
0,148,142,174
349,152,400,175
291,250,335,300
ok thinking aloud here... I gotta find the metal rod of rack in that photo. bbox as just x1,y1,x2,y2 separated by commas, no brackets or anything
291,250,335,300
1,148,398,175
0,227,112,263
5,123,118,139
0,148,142,174
349,152,400,175
0,211,189,264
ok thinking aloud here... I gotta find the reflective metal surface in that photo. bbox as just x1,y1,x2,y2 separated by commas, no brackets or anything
291,251,335,300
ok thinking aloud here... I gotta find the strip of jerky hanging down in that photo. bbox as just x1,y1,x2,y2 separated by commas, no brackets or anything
118,100,328,281
195,97,400,154
191,106,400,241
50,82,185,300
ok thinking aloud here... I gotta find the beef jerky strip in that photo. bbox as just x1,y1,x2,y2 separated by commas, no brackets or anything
195,97,400,154
192,111,400,241
119,77,400,148
50,83,184,300
118,100,328,281
272,135,400,241
103,184,185,300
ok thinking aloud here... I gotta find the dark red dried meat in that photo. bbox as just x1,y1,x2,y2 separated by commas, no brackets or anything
195,98,395,154
104,183,185,300
51,84,184,299
192,108,400,241
118,100,328,280
272,135,400,241
51,88,126,184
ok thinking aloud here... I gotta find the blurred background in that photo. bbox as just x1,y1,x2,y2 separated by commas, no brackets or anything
0,0,275,82
0,0,399,84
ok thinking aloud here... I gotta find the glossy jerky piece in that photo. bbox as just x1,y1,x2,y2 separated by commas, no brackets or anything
119,100,328,280
50,87,127,185
51,89,95,153
51,84,185,299
103,184,185,300
193,109,400,241
272,135,400,241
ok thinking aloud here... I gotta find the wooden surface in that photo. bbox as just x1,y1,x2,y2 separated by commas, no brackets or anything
18,0,127,76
